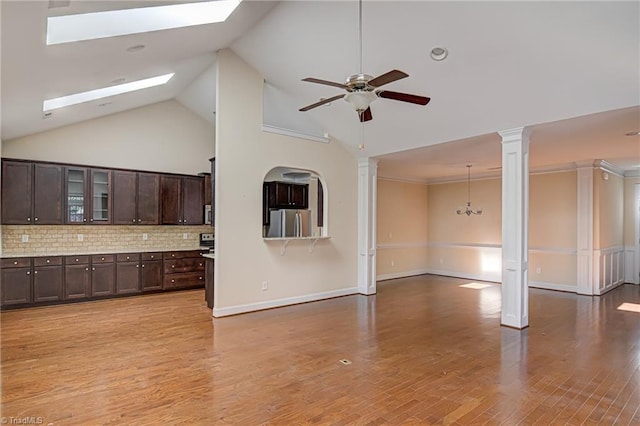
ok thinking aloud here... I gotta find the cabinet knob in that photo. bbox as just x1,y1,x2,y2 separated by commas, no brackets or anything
34,271,38,274
92,267,95,271
46,260,50,264
132,219,136,223
13,261,18,265
85,267,89,271
90,219,94,222
171,279,175,283
26,271,30,275
138,219,141,223
34,217,39,222
83,218,87,222
27,217,31,221
171,265,175,269
126,256,130,260
150,255,154,259
199,263,203,267
171,254,175,257
101,257,105,261
142,265,145,268
199,276,203,280
75,258,79,262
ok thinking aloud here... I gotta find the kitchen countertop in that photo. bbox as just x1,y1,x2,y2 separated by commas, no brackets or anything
1,247,208,259
201,253,215,260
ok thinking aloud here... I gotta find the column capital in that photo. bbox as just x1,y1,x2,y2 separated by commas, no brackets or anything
498,127,532,143
358,157,378,169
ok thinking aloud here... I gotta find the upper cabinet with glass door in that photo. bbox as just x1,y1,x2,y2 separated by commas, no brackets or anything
65,167,112,224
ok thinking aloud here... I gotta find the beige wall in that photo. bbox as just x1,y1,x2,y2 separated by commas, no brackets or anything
378,171,579,288
214,49,358,314
2,100,214,175
376,179,429,278
594,170,624,249
623,177,640,247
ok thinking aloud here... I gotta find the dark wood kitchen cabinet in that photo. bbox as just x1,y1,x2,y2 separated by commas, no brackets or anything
112,171,160,225
1,161,63,225
160,175,203,225
1,258,32,305
65,167,111,224
64,256,91,299
116,253,140,294
33,256,63,303
263,181,309,225
141,252,163,291
91,255,115,296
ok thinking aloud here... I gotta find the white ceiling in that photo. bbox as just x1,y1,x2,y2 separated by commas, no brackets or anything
1,1,639,181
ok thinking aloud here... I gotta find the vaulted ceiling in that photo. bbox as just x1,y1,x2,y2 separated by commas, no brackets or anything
2,1,638,181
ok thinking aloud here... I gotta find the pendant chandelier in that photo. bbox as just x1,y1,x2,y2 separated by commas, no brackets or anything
456,165,483,216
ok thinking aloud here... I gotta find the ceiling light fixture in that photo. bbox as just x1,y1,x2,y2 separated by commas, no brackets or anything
456,165,483,216
43,73,174,111
625,131,640,136
46,0,242,45
430,47,448,61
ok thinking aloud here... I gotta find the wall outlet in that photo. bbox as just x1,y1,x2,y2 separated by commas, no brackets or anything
261,281,268,291
536,267,542,274
182,233,188,239
77,234,84,242
391,260,395,267
21,234,29,243
142,233,148,241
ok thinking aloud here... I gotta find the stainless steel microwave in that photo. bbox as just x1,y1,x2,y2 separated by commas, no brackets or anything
204,205,212,225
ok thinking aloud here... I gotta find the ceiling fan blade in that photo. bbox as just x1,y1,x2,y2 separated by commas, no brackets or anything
368,69,409,88
377,90,431,106
359,107,373,122
301,77,349,90
299,94,345,112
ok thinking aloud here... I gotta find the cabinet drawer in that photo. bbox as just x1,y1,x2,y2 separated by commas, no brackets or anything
163,250,203,260
91,254,115,264
33,256,63,267
65,255,90,265
116,253,140,263
142,252,162,261
163,272,205,289
1,258,31,268
164,258,204,274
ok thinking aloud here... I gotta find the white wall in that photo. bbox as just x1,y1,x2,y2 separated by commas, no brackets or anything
2,100,214,175
213,49,358,316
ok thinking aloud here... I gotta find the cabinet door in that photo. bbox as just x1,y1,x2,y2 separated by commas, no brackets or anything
160,175,182,224
141,260,163,291
91,263,115,296
290,184,308,208
203,173,212,205
274,182,290,208
33,163,64,225
112,170,137,225
90,169,111,224
182,177,203,225
137,173,160,225
1,267,32,305
116,262,140,294
205,258,214,308
64,264,90,299
1,161,32,224
210,158,216,226
33,266,63,302
65,168,88,224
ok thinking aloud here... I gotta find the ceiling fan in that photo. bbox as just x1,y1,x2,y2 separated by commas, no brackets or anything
299,0,431,123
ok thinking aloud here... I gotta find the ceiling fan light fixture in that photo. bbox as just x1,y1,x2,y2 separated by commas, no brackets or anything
344,91,377,111
430,47,448,61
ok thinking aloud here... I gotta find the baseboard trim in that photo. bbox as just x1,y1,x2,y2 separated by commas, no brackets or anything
528,281,577,293
212,287,359,317
424,268,501,283
377,269,431,281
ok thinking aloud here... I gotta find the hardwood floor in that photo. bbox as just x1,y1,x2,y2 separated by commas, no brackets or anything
2,275,640,425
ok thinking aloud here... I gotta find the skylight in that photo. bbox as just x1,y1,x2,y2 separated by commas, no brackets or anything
43,73,174,111
46,0,242,45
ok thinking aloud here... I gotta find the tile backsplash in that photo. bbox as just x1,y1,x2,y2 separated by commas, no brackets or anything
1,225,213,257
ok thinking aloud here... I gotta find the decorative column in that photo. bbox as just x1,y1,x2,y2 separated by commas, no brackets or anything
499,127,530,329
576,162,594,295
357,157,378,295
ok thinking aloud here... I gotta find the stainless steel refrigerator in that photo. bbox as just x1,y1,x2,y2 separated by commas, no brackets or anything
267,209,311,238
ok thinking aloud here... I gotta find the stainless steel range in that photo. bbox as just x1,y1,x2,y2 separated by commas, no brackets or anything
199,232,214,252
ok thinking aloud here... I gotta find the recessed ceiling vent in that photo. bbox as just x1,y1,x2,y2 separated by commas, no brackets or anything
48,0,70,8
281,171,311,180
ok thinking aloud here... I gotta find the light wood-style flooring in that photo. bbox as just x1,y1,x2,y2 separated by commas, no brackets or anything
2,275,640,425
